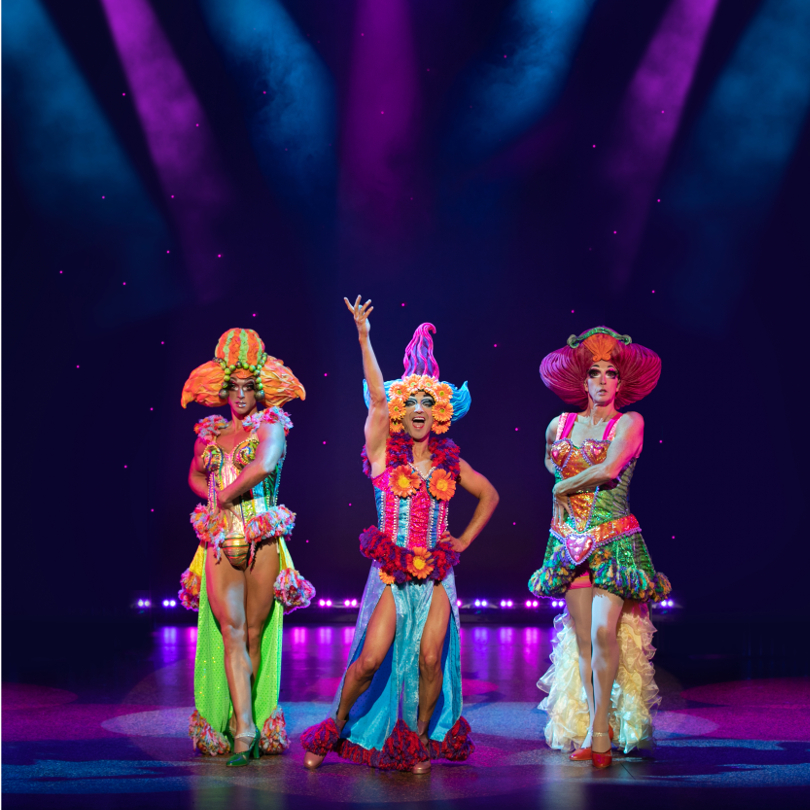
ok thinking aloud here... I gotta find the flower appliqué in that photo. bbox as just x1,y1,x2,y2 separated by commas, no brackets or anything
406,547,434,580
389,465,421,498
428,469,456,501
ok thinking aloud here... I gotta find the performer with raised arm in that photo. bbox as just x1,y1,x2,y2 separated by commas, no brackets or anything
529,327,671,769
179,328,314,766
301,297,499,773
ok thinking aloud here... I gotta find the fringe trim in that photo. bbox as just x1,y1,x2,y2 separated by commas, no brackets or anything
335,720,429,771
260,706,290,754
427,716,475,761
301,718,340,756
537,606,660,754
189,709,230,756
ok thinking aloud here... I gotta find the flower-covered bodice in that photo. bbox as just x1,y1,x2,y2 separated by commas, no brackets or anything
552,412,637,533
195,408,292,535
363,434,461,551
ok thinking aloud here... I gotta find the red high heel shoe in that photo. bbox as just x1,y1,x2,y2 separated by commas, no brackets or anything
568,725,614,761
590,731,612,769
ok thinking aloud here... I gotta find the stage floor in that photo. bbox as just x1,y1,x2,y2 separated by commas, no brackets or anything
3,620,809,809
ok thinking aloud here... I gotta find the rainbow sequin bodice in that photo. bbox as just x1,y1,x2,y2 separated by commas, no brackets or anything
202,436,283,533
551,413,636,533
372,466,451,551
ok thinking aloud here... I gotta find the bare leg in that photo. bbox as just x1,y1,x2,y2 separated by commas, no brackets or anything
204,547,254,752
336,586,397,725
565,586,595,746
417,584,451,739
244,540,281,683
590,587,623,753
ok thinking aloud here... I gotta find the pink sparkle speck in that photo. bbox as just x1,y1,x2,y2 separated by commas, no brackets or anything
76,365,80,368
322,441,327,445
613,230,617,234
252,313,257,317
659,439,663,443
59,271,63,274
102,195,106,199
571,309,575,313
515,427,519,431
122,282,126,285
592,144,595,148
124,465,128,468
513,522,516,525
171,195,175,198
160,341,164,345
217,254,222,258
652,290,655,294
401,302,406,307
122,92,126,96
494,344,497,347
166,250,170,254
324,373,328,376
150,407,154,411
195,123,199,127
657,199,661,202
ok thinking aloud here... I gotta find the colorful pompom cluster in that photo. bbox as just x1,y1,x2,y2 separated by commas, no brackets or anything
426,717,475,761
194,414,229,443
190,504,226,548
242,407,293,436
300,717,340,756
274,567,316,614
260,706,290,754
386,376,454,434
178,567,201,611
189,709,230,756
359,526,459,584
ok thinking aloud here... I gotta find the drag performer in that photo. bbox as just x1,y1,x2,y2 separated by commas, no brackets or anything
301,298,499,773
529,327,671,768
179,328,314,766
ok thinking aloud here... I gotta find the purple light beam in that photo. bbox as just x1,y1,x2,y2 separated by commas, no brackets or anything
99,0,232,299
340,0,422,240
601,0,719,288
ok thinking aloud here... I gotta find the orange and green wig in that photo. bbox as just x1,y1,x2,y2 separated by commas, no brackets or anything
181,328,305,409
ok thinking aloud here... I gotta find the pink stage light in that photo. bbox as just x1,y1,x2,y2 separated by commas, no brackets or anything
99,0,232,300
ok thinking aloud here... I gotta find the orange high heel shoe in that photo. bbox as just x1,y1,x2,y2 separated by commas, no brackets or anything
568,724,614,761
590,731,612,769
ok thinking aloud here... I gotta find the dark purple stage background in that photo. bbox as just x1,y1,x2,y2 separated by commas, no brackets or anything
3,0,809,627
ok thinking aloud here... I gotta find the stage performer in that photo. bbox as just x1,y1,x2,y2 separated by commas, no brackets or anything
529,327,671,769
178,328,314,767
301,297,499,773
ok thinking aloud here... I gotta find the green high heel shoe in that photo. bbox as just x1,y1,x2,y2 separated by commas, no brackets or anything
226,726,261,767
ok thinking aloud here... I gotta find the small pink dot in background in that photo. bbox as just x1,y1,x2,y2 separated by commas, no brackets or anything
592,144,596,148
124,465,128,469
515,427,519,431
150,407,154,411
381,111,384,114
671,536,675,539
60,270,63,274
171,195,175,198
263,91,267,94
196,123,199,127
513,522,516,525
652,290,655,293
252,313,257,317
324,373,328,376
166,250,170,254
659,439,663,443
493,344,497,347
401,302,406,307
150,509,154,513
613,230,617,234
102,195,106,199
217,254,222,258
122,92,126,96
657,198,661,202
503,55,507,58
160,341,164,345
349,503,352,506
306,539,310,543
322,441,327,445
76,365,80,368
122,282,126,285
571,309,575,313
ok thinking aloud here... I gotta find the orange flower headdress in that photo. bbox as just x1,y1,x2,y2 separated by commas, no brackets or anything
362,324,470,434
539,326,660,409
181,328,305,409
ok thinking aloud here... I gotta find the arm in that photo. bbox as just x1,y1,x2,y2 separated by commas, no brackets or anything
544,416,559,475
188,437,209,500
554,412,644,504
441,458,499,553
217,420,286,510
344,296,389,474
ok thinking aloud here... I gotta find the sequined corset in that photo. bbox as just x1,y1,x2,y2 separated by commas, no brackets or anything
551,412,636,533
202,437,283,536
372,465,451,551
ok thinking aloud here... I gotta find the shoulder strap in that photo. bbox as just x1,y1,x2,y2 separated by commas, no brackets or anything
604,415,622,442
557,412,577,440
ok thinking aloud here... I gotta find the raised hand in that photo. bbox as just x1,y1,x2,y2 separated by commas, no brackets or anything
344,295,373,339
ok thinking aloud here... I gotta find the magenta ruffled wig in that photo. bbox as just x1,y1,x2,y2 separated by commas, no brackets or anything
540,327,661,409
402,323,440,378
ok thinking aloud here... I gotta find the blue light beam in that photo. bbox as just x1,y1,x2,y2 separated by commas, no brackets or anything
446,0,597,167
661,0,810,333
3,0,179,325
198,0,337,217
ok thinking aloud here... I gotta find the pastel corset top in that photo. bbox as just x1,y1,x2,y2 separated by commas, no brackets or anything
551,412,636,532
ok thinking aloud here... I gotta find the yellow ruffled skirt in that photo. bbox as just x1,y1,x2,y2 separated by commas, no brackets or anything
538,602,661,754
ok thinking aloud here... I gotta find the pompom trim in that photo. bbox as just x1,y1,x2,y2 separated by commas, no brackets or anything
189,709,230,756
260,706,290,754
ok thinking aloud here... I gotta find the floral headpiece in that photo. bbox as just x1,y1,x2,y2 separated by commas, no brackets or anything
363,323,471,434
181,328,305,409
540,326,661,408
